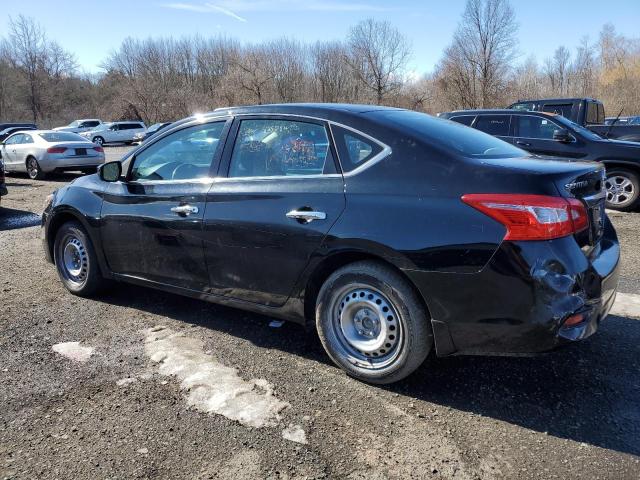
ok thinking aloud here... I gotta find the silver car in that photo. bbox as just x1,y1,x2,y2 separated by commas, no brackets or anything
0,130,105,180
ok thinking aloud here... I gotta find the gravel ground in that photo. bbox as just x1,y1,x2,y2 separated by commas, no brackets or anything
1,151,639,479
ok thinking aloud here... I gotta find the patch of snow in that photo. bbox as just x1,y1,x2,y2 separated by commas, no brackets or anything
282,424,308,444
52,342,94,362
116,377,137,387
144,326,289,428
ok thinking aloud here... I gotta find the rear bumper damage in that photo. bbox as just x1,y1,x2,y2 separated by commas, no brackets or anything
407,217,620,356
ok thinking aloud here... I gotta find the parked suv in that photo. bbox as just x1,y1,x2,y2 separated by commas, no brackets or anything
80,121,146,146
53,119,103,134
42,104,619,384
442,109,640,210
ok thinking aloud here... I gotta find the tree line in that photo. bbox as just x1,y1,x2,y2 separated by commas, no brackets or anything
1,0,639,127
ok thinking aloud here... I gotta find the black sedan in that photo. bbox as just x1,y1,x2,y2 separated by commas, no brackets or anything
441,109,640,211
41,104,620,384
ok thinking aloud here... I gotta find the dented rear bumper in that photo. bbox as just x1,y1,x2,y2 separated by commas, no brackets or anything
406,217,620,356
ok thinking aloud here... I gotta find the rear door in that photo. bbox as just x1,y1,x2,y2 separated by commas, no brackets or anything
100,119,230,291
512,114,589,159
202,115,346,306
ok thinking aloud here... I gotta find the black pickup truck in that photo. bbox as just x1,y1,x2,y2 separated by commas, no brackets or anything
508,98,640,143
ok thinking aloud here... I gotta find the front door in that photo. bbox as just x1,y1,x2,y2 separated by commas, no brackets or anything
100,120,230,291
512,115,588,159
202,116,346,306
1,134,22,170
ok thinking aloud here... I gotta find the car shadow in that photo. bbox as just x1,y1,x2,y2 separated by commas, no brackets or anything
93,282,640,457
5,172,84,183
0,206,41,230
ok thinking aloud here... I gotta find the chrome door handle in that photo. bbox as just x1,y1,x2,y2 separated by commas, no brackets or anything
516,141,531,147
171,205,199,215
286,209,326,223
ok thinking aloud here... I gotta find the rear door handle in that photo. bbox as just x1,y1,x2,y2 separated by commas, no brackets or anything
171,205,199,215
286,209,326,223
516,141,531,147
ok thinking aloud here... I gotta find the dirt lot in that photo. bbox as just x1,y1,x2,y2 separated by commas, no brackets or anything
1,148,639,479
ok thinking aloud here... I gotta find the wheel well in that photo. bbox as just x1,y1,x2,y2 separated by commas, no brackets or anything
302,251,430,325
602,161,640,176
46,212,82,260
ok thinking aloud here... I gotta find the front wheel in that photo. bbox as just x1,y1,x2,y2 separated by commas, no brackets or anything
605,168,639,211
92,136,104,146
26,157,46,180
316,261,433,384
54,221,106,296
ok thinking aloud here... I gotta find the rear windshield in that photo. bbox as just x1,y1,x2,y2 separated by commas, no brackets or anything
39,132,86,142
373,110,525,159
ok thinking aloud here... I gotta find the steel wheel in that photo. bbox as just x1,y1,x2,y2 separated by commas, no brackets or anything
59,234,89,287
330,285,404,370
605,175,635,206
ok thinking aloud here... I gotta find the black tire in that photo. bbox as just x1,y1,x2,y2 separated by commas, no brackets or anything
316,261,433,384
605,168,640,211
53,221,105,296
26,156,46,180
92,136,104,146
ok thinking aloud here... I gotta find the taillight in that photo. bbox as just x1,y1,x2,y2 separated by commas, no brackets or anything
93,146,104,153
461,194,589,241
47,147,66,154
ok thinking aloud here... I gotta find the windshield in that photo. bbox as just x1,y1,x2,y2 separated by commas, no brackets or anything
39,132,87,142
373,110,526,159
67,121,81,127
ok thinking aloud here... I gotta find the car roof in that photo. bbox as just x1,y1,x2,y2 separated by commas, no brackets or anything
512,97,600,103
444,109,558,117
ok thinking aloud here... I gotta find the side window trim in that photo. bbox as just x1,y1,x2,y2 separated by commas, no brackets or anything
124,118,231,183
218,115,341,180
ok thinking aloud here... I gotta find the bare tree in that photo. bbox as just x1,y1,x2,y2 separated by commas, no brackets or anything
346,19,411,104
311,41,357,102
544,46,571,95
436,0,518,108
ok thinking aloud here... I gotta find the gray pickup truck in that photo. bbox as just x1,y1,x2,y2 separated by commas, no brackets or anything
508,98,640,143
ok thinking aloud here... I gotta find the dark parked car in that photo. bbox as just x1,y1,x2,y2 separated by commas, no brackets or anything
0,124,37,142
42,104,619,384
508,98,640,142
605,116,640,126
441,109,640,210
132,122,173,144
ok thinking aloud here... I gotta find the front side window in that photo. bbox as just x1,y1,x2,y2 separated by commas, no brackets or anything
515,116,561,139
130,121,225,181
474,115,511,136
6,134,23,145
449,115,475,126
229,119,332,177
22,134,34,143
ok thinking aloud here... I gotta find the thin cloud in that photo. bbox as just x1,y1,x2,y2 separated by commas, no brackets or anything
205,3,248,22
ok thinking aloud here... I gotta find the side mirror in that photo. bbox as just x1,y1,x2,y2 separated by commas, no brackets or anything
98,161,122,182
553,128,573,143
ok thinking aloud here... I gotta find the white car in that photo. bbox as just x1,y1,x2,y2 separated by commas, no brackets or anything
80,121,146,146
53,119,103,134
0,130,105,180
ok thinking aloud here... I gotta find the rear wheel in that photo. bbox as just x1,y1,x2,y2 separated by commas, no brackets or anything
54,221,106,296
605,168,639,211
26,156,46,180
316,261,432,384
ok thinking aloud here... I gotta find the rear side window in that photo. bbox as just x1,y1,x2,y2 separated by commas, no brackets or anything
229,119,334,177
83,121,100,128
474,115,511,136
586,103,600,124
449,116,475,126
542,103,573,118
331,125,383,173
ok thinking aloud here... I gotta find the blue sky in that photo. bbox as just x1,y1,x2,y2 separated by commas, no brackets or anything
4,0,640,76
